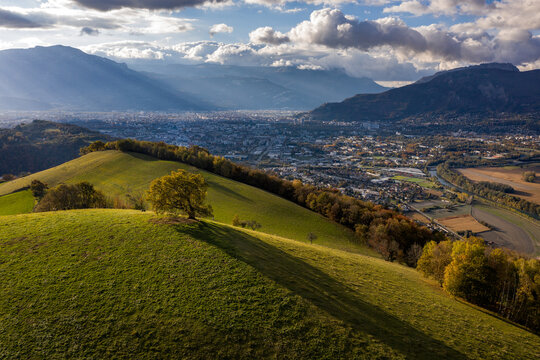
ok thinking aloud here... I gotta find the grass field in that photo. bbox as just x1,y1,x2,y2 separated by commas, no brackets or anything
392,175,437,188
472,203,540,256
0,209,538,359
0,151,363,253
438,214,490,233
459,165,540,204
0,190,34,216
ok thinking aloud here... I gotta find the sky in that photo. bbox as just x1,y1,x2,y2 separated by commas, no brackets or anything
0,0,539,83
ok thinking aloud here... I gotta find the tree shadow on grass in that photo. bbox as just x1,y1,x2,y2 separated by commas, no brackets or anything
176,222,469,360
207,180,254,203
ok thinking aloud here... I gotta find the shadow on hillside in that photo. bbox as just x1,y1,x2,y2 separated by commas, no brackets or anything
127,152,159,162
207,180,254,203
175,222,469,360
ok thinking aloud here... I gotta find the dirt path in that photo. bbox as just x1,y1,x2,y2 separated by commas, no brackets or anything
471,206,535,254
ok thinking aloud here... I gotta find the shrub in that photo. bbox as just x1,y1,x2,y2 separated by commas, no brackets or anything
30,179,48,199
522,171,536,183
35,182,107,212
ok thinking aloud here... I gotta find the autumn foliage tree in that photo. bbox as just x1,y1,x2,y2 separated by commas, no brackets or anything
417,237,540,332
146,170,212,219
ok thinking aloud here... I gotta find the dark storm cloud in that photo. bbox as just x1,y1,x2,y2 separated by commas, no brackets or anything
73,0,227,11
0,9,43,29
80,27,100,36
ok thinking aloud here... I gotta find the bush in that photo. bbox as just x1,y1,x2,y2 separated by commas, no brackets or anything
35,182,107,212
522,171,536,183
30,179,48,199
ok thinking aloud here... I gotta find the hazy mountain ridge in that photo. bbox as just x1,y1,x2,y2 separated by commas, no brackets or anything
139,63,388,110
306,64,540,126
0,45,388,111
0,46,207,111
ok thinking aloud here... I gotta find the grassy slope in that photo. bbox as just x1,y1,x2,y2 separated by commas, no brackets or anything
0,151,363,253
0,210,538,359
0,190,34,215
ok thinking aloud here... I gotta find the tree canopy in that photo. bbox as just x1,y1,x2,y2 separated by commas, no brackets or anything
146,170,212,219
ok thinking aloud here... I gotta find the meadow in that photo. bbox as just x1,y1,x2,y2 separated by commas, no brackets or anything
0,151,364,253
0,209,538,359
0,189,34,216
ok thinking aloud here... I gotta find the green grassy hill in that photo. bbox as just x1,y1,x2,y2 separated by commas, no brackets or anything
0,189,34,216
0,209,538,359
0,150,363,253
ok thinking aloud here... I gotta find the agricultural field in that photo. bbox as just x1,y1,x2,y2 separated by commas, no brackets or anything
472,204,540,255
0,150,363,254
458,164,540,204
392,175,438,189
0,209,538,359
414,200,471,219
438,215,490,234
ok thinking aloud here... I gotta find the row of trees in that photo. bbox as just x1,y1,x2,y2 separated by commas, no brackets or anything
232,214,262,230
418,238,540,332
438,163,540,217
81,139,441,263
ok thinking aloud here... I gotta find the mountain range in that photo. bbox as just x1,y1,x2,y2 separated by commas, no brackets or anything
138,63,387,110
0,46,205,111
0,46,387,111
305,63,540,125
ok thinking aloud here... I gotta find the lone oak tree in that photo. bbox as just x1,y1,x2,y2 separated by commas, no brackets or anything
147,170,213,219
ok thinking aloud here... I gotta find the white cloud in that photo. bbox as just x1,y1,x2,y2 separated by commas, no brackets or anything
209,23,233,37
384,0,492,16
0,4,195,35
250,26,290,45
249,8,540,68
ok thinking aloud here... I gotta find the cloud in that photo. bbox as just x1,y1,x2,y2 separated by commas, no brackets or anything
83,41,168,59
384,0,492,16
249,8,540,67
0,5,195,35
209,23,233,37
288,10,428,52
249,27,290,45
80,27,100,36
0,9,43,28
73,0,227,11
81,38,434,81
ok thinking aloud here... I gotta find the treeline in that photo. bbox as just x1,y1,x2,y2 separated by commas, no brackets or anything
418,238,540,333
437,163,540,217
81,139,441,264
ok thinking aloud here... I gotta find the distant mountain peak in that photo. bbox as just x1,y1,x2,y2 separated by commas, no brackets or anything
306,63,540,125
416,62,519,84
0,45,208,111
